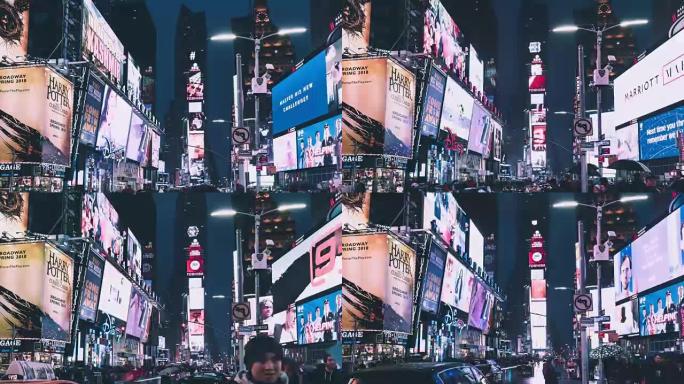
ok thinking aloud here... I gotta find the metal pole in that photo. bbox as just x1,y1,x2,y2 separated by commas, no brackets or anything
578,221,589,384
235,54,245,192
596,30,604,176
254,214,261,327
235,229,245,372
595,205,605,384
577,45,588,193
254,39,261,193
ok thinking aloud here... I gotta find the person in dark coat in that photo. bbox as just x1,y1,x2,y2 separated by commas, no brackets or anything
542,358,558,384
309,354,344,384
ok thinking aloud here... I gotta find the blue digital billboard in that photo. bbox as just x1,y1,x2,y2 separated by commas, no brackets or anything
419,66,447,137
638,280,684,336
296,290,341,345
639,105,684,161
296,115,342,169
272,52,329,136
421,241,447,314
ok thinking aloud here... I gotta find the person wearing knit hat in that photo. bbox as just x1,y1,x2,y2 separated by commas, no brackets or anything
231,335,289,384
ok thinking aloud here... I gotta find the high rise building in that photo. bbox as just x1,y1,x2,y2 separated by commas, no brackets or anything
651,0,684,43
164,6,208,186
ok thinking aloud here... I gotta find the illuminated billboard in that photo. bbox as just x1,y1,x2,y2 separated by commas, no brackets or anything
126,287,151,339
440,77,473,144
638,280,684,336
0,0,29,60
528,75,546,92
614,31,684,127
342,233,416,333
82,193,125,264
0,66,74,166
272,51,329,135
98,261,132,321
638,105,684,161
296,290,341,344
82,0,125,83
296,115,342,169
273,131,297,172
420,241,447,314
468,219,485,268
614,298,639,336
342,58,415,158
97,86,133,156
419,66,447,137
79,252,105,322
468,104,493,156
81,75,106,146
188,309,205,336
127,229,142,280
0,192,28,236
0,242,74,341
271,214,342,313
468,279,494,332
126,113,149,163
423,193,468,255
468,44,484,92
186,70,204,102
424,0,466,78
440,252,474,313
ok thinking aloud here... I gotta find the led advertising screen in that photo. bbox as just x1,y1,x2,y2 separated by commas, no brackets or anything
468,44,484,93
325,38,342,111
342,58,415,158
81,75,106,146
0,242,74,341
272,51,328,135
79,252,105,322
297,115,342,169
468,220,485,268
186,71,204,102
296,290,341,344
188,309,204,336
440,253,474,313
127,54,142,102
0,0,29,60
150,130,161,169
468,104,493,156
82,193,125,263
638,280,684,336
613,298,639,336
419,66,447,137
468,279,494,332
440,77,473,143
491,120,502,162
271,215,342,313
614,244,635,302
530,279,547,300
97,86,133,155
424,0,466,78
609,122,639,161
0,192,28,236
528,75,546,92
342,233,416,334
127,229,142,280
630,207,684,293
0,66,74,166
421,241,447,314
98,261,132,321
126,112,149,163
638,105,684,161
126,287,151,339
383,60,415,158
423,193,468,255
273,131,297,172
614,31,684,127
82,0,125,83
188,131,205,178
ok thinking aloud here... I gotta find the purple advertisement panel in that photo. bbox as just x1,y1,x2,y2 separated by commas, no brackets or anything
468,279,494,331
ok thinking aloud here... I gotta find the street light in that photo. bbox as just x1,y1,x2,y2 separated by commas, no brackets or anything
210,202,307,329
553,194,649,384
210,27,307,194
552,19,648,180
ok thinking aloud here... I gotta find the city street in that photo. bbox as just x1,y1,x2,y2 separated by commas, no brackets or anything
0,0,683,383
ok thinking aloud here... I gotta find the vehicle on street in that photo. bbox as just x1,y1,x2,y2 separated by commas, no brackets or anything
348,362,489,384
517,362,534,377
471,360,503,383
178,372,230,384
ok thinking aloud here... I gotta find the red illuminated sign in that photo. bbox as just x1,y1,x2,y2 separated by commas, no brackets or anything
187,256,204,277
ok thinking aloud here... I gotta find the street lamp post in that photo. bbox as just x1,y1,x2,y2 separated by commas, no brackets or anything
211,28,307,194
211,203,306,329
552,19,648,180
553,194,648,384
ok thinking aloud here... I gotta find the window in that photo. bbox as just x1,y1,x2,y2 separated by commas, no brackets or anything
438,368,473,384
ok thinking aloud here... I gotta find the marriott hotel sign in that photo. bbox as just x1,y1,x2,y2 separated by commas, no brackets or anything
82,0,125,83
614,31,684,127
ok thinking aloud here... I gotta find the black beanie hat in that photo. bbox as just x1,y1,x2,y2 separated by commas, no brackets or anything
244,334,284,371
